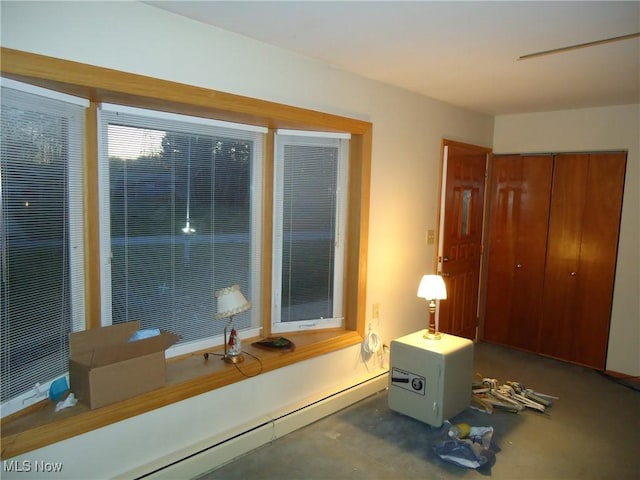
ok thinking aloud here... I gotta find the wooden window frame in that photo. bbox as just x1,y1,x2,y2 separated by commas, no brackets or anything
0,47,372,459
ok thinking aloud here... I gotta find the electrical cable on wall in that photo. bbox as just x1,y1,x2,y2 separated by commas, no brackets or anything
362,322,388,372
363,302,382,355
363,326,382,354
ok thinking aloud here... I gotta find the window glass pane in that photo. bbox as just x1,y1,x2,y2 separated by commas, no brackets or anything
100,108,262,347
0,86,85,406
460,188,472,236
281,144,337,322
273,133,347,332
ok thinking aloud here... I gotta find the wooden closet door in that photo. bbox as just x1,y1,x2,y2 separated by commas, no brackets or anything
540,152,626,369
484,155,552,351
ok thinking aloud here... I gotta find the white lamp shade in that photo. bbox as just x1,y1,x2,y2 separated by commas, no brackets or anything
214,284,251,319
417,275,447,300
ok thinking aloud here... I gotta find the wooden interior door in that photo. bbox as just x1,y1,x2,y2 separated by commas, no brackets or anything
437,140,490,340
540,152,626,369
484,155,553,351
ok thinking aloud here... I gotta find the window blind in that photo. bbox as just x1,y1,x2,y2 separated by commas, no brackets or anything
98,105,263,350
272,132,348,331
0,80,86,410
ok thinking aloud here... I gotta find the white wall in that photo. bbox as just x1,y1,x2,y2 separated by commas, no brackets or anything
0,2,493,477
494,105,640,376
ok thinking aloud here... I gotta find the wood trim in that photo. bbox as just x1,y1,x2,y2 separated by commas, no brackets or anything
0,48,370,134
1,330,362,460
0,48,372,458
83,103,101,329
345,129,372,335
441,138,492,154
261,130,276,338
604,370,640,381
0,47,372,336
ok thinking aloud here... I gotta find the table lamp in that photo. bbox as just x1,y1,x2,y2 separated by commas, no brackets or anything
417,274,447,340
214,284,251,363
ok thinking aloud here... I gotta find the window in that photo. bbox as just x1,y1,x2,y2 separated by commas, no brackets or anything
98,105,265,354
0,79,87,416
0,51,371,430
272,131,349,333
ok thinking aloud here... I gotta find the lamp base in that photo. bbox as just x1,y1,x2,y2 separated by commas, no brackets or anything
423,330,443,340
424,305,442,340
223,353,245,364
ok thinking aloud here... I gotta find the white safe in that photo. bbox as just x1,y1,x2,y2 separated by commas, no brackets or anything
388,330,474,427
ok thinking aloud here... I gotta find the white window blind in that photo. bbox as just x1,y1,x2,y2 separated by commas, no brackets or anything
272,131,348,332
98,105,263,352
0,80,86,412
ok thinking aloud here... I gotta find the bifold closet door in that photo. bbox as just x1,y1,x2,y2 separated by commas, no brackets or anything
484,155,553,351
540,152,626,369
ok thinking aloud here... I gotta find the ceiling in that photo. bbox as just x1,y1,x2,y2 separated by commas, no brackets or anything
146,1,640,115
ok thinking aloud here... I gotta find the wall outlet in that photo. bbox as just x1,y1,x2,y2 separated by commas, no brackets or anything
372,303,380,319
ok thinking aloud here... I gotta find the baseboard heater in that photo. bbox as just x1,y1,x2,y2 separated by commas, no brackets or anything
123,372,389,479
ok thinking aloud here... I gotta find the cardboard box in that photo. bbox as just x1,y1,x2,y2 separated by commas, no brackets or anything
69,321,180,409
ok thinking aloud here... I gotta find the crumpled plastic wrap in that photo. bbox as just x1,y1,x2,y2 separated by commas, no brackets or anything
432,421,497,469
55,393,78,412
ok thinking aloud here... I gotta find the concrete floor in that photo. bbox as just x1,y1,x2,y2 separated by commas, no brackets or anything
198,342,640,480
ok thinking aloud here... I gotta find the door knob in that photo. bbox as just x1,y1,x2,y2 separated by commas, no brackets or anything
443,256,449,262
570,271,577,276
516,264,522,268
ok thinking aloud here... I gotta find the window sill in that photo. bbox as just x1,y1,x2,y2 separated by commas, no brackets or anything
0,329,362,460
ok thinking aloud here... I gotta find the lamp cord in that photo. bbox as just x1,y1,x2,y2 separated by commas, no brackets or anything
235,350,263,378
202,350,264,378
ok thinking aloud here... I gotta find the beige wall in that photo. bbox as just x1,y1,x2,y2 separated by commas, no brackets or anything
494,105,640,376
4,1,636,476
1,2,494,477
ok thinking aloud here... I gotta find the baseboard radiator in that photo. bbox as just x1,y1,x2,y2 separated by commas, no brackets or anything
126,372,389,479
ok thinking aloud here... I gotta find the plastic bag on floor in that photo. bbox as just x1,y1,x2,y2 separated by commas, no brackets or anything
432,421,496,469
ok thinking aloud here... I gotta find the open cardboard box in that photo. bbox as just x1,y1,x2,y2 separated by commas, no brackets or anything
69,321,180,409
